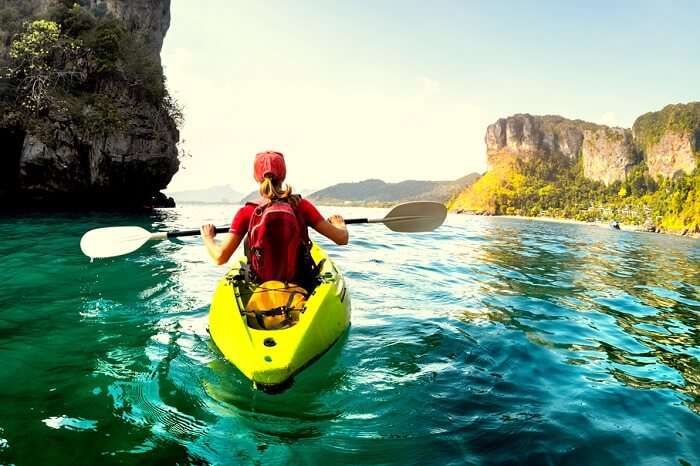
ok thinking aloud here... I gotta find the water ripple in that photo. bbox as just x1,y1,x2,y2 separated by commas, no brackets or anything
0,209,699,464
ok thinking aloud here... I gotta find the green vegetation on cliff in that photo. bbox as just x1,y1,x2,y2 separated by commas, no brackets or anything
450,153,700,235
0,1,181,134
633,102,700,154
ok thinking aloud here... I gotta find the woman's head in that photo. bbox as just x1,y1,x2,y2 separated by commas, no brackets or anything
254,151,293,200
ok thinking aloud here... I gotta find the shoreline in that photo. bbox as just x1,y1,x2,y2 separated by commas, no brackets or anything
500,214,644,231
459,213,699,239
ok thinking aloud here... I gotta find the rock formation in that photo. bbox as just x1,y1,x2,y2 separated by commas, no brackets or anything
643,131,697,179
581,127,637,185
633,102,699,179
483,103,700,186
0,0,178,208
450,102,700,234
84,0,171,54
486,115,594,166
485,114,638,185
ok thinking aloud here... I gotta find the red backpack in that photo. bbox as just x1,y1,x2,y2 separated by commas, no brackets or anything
245,197,310,284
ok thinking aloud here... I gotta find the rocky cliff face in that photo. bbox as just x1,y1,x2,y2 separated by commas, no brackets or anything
485,114,638,185
0,0,178,208
451,103,700,235
644,131,697,179
483,104,700,186
85,0,170,54
633,102,699,179
581,127,637,185
485,115,594,167
14,103,178,204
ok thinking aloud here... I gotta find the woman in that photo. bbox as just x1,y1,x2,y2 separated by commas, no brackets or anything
200,151,348,279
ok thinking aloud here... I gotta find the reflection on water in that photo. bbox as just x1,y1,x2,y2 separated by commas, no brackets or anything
0,207,698,465
466,219,700,418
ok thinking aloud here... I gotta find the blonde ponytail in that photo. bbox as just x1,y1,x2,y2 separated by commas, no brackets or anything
259,176,294,202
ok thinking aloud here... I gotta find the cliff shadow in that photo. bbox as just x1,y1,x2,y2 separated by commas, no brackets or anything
0,127,25,199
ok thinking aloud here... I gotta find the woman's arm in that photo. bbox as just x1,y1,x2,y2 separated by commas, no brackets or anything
201,224,243,265
312,215,349,245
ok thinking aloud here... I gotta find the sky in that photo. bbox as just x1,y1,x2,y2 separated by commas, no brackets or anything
161,0,700,193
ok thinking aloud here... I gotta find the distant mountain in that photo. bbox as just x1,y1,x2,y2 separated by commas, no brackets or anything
307,174,481,206
168,185,244,204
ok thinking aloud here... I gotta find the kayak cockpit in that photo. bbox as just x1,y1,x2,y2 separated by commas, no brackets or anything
208,243,351,387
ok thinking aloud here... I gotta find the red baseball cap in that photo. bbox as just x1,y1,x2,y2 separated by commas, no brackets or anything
253,151,286,182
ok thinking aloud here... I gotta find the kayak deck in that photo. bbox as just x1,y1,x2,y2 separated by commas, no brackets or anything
208,243,351,386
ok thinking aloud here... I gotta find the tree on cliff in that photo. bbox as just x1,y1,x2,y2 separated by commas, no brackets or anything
5,19,88,113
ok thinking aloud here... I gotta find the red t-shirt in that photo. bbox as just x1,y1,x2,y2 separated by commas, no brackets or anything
229,199,324,235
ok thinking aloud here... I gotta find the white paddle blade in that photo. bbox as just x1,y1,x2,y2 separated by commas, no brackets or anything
383,201,447,232
80,226,153,258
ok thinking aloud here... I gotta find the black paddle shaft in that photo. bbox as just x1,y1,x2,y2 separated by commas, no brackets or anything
167,218,372,238
167,226,230,238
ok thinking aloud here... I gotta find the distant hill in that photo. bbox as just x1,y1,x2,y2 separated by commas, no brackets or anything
307,174,481,206
168,185,244,204
240,190,259,203
240,188,319,204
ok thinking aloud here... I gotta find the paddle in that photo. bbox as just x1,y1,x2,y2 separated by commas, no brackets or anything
79,201,447,259
344,201,447,232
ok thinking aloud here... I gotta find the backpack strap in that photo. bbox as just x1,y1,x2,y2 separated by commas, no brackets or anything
244,198,270,266
245,198,269,218
241,263,256,286
311,258,326,278
281,194,310,243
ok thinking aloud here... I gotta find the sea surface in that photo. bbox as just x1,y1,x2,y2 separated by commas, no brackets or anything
1,204,699,465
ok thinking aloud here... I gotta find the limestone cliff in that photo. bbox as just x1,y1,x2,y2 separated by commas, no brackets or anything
84,0,171,54
486,115,594,167
633,102,699,179
581,127,638,185
482,105,700,187
485,114,637,185
0,0,178,208
450,102,700,235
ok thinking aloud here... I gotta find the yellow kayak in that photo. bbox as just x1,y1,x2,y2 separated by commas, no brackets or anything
208,243,351,387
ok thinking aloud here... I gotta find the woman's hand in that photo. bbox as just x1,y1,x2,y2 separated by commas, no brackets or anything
201,226,243,266
314,215,349,245
327,215,346,229
200,223,216,240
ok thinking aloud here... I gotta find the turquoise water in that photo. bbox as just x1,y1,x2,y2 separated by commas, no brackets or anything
1,205,699,465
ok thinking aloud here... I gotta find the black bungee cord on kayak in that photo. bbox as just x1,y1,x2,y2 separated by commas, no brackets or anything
226,264,311,330
245,293,302,330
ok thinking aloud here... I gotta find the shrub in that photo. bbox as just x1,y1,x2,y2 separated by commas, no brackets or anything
6,19,87,113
